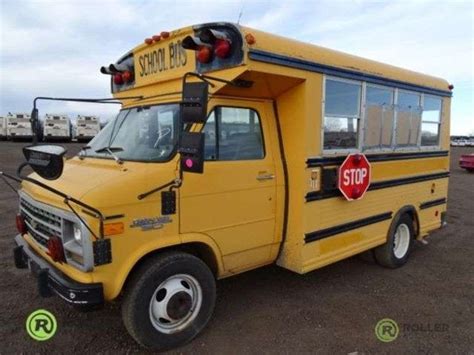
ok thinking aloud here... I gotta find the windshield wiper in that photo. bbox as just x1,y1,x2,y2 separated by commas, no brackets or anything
95,146,124,165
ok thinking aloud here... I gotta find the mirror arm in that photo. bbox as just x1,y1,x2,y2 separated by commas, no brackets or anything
30,96,144,145
137,178,182,200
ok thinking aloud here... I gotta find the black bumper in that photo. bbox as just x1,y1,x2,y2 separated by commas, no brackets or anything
13,235,104,307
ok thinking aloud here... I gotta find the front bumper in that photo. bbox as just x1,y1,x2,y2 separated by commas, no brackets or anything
13,235,103,307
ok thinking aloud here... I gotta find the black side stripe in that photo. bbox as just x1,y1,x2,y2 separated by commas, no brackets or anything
248,49,452,97
305,212,393,244
420,198,447,210
306,171,450,202
370,172,449,191
307,150,449,167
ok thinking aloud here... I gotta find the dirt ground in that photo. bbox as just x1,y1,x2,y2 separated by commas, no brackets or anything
0,142,473,354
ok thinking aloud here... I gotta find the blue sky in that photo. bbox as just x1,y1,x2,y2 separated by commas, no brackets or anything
0,0,472,135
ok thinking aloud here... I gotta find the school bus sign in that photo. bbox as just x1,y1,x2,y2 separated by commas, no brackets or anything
338,153,371,201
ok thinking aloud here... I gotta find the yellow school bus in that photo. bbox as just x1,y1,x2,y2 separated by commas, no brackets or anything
10,22,451,350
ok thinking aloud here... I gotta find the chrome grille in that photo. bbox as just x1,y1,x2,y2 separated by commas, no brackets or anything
20,197,62,248
18,191,94,272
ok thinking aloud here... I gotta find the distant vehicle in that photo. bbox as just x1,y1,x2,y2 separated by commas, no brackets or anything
43,114,72,142
6,113,36,140
0,116,7,140
459,154,474,172
76,115,100,142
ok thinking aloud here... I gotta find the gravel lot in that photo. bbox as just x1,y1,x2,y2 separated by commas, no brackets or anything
1,142,473,353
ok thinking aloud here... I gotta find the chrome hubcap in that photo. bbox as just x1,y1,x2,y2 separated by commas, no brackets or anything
149,274,202,334
393,223,410,259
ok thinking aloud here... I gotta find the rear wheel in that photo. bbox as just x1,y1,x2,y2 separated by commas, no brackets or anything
122,251,216,351
374,214,414,268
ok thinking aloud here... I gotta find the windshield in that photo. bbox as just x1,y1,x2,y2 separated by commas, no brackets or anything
81,103,179,162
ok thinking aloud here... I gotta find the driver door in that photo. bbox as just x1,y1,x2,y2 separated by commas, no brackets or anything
180,99,279,273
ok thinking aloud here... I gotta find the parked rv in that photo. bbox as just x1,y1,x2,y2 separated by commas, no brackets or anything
6,113,35,140
43,114,72,142
76,115,100,141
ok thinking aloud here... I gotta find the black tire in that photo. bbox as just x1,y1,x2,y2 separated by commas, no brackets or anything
122,251,216,351
374,213,414,268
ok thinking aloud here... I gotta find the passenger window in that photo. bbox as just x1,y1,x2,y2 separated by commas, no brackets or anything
364,86,394,149
421,96,442,146
204,107,264,161
324,79,361,150
396,92,421,146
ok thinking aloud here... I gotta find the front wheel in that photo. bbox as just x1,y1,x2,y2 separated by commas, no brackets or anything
122,251,216,350
374,214,414,268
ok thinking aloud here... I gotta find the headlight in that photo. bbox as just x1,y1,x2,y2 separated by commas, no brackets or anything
73,224,82,243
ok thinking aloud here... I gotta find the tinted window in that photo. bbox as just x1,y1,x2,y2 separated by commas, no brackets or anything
204,107,264,161
324,79,361,150
421,96,442,145
423,96,441,122
325,80,361,116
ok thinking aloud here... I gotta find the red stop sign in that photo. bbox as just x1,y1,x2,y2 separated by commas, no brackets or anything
338,153,371,201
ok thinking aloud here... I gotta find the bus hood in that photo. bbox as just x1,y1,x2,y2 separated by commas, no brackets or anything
21,157,173,211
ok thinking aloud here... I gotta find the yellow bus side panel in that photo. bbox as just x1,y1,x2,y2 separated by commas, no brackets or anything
297,177,449,274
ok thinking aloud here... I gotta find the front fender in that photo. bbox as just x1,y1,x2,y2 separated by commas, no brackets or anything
93,232,225,301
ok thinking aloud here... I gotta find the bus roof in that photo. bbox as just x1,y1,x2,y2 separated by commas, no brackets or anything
109,22,451,99
239,25,450,95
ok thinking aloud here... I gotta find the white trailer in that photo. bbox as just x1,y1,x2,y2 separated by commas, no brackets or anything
76,115,100,142
43,114,72,141
0,116,7,140
7,113,33,140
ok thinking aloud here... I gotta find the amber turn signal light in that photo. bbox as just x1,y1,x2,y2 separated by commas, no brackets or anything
104,222,124,236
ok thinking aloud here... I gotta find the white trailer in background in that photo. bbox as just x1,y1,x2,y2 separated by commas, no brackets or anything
7,113,34,140
43,114,72,141
0,116,7,140
76,115,100,142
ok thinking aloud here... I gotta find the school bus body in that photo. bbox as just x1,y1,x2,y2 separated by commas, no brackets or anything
17,22,450,303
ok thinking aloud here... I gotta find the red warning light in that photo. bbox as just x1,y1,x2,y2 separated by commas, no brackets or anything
214,39,231,59
114,73,123,85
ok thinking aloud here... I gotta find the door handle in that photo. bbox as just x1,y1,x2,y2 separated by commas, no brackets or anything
256,173,275,181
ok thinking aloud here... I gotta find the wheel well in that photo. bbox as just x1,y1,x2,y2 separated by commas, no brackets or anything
396,205,420,238
121,242,219,297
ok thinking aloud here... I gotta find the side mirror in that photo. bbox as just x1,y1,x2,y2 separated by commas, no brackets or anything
180,82,209,124
179,80,209,174
179,132,204,174
23,145,67,180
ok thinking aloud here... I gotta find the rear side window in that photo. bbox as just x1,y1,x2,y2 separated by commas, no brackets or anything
204,107,264,161
323,79,361,150
364,86,394,149
421,96,442,146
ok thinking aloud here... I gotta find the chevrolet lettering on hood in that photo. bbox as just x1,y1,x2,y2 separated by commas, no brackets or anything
130,216,172,231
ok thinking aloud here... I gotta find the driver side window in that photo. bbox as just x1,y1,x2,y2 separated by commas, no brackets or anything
204,107,265,161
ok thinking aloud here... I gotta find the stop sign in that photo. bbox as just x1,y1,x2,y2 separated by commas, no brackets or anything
338,153,371,201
